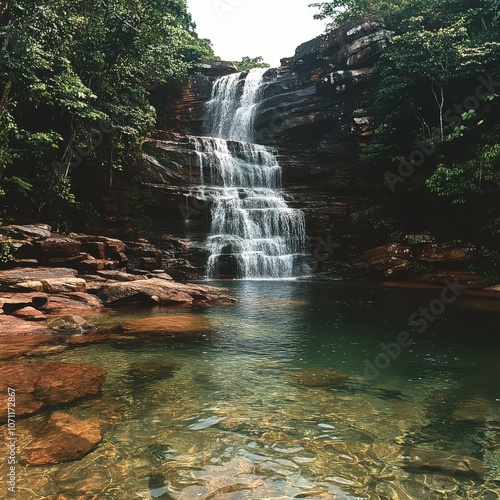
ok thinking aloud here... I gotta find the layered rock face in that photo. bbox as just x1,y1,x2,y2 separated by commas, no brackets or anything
119,18,392,278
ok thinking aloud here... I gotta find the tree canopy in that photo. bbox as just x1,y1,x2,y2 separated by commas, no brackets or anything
0,0,215,229
233,56,270,72
311,0,500,275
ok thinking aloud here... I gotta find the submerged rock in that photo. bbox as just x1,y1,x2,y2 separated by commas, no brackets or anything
288,368,350,388
402,446,484,477
21,412,102,465
123,314,211,335
47,315,93,334
0,316,54,360
0,363,105,420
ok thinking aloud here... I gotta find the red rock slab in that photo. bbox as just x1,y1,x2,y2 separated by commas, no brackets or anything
13,306,47,321
0,393,43,419
21,412,102,465
0,316,54,360
0,292,48,312
0,363,105,418
122,314,211,335
0,268,77,291
98,279,234,306
42,292,103,313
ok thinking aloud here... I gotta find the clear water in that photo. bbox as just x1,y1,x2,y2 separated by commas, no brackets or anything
4,282,500,499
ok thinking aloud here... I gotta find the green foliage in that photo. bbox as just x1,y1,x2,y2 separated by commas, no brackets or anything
233,56,270,72
468,247,500,285
0,239,15,264
359,205,403,243
130,176,155,231
0,0,213,227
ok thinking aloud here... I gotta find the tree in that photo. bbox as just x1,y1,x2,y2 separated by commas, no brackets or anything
233,56,270,72
0,0,215,228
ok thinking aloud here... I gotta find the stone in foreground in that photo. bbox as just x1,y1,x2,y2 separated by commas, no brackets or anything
21,412,102,465
0,363,105,419
402,446,484,477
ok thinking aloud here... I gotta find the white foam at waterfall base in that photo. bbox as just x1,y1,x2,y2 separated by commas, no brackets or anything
196,68,309,279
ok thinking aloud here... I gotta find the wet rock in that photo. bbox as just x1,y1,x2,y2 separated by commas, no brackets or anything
98,279,233,306
41,278,87,293
147,444,177,462
288,368,350,388
0,267,77,291
356,244,413,278
402,446,484,477
36,237,81,258
21,412,102,465
47,315,93,334
453,397,500,422
42,292,103,313
128,360,181,384
29,344,69,357
416,243,475,263
13,306,47,321
415,271,480,286
0,363,105,419
123,315,211,335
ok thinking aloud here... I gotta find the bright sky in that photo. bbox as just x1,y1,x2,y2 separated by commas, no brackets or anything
186,0,325,67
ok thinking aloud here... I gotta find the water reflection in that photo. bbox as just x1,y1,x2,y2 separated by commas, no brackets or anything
1,282,500,498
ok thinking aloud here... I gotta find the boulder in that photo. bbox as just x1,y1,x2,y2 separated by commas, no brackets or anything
0,224,52,239
40,278,87,293
416,243,475,263
42,292,103,313
415,271,480,286
123,314,211,335
36,237,81,258
96,270,144,282
288,368,350,388
357,244,412,278
402,447,484,477
20,412,102,465
47,315,92,334
0,363,105,418
78,259,119,273
0,267,77,292
98,279,234,306
0,292,48,313
0,316,54,359
13,306,47,321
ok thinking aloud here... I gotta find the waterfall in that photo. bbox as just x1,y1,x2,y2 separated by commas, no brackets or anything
195,68,308,279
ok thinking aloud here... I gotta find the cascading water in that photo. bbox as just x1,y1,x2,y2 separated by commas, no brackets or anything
194,68,308,279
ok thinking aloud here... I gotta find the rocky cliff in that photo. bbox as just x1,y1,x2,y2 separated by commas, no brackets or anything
76,17,482,283
89,17,388,278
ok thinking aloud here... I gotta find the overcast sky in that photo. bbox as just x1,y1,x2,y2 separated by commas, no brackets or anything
186,0,325,67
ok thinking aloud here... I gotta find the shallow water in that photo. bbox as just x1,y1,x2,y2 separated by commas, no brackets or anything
3,281,500,498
